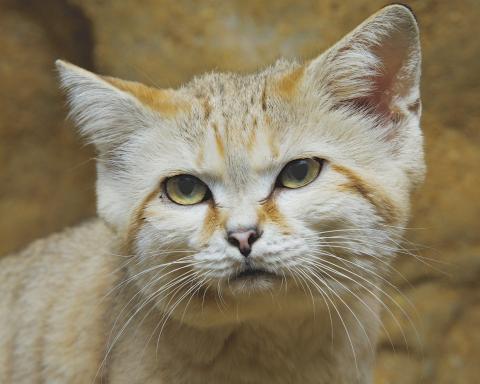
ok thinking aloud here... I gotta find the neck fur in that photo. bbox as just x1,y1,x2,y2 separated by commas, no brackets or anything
108,284,380,384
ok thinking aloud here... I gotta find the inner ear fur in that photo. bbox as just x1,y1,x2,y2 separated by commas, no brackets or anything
306,4,421,122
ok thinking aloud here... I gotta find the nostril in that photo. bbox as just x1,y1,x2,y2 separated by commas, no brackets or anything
227,228,261,257
248,231,258,246
227,235,240,248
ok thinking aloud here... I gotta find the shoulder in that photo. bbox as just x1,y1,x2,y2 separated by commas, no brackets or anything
0,218,118,288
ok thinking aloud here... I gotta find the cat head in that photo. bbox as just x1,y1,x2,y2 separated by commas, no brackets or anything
57,5,424,326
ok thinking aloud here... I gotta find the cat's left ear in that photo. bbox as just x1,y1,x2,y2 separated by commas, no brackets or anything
306,4,421,122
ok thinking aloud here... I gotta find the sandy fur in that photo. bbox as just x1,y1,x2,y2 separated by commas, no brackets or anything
0,5,424,383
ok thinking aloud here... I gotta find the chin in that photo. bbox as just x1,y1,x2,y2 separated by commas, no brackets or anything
224,268,282,296
165,273,315,328
227,276,277,296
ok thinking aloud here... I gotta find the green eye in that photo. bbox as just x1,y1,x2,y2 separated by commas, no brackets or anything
278,158,322,189
165,175,210,205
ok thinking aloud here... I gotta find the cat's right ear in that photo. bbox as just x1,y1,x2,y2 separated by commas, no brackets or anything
56,60,184,154
56,60,154,153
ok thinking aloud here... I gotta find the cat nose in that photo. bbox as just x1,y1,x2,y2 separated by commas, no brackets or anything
227,228,261,257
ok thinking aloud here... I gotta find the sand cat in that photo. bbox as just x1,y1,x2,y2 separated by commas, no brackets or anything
0,5,424,383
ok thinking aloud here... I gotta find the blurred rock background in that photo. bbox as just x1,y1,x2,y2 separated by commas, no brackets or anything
0,0,478,382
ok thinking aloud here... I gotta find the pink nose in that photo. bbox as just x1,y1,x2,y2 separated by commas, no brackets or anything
227,228,260,257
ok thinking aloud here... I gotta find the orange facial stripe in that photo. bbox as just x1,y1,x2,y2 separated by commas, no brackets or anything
275,66,305,99
258,199,290,234
332,164,399,224
124,187,161,252
102,76,189,117
200,204,225,244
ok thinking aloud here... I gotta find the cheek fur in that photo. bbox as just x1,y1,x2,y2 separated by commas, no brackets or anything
258,199,291,234
138,200,211,251
275,163,403,232
198,203,226,245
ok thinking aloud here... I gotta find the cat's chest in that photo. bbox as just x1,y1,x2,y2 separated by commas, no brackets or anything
112,347,332,384
108,317,352,384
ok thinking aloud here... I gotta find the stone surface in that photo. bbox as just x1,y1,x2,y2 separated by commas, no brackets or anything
1,0,479,382
436,302,480,384
0,0,96,256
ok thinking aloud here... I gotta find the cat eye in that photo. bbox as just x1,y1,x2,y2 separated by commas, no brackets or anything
277,158,322,189
165,175,210,205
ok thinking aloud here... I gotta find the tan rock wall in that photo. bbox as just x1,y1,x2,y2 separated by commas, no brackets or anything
0,0,96,256
1,1,479,382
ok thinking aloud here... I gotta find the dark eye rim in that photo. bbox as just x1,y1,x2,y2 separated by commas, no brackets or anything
163,174,212,206
275,157,324,189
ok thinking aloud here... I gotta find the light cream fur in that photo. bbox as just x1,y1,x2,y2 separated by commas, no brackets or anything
0,5,424,383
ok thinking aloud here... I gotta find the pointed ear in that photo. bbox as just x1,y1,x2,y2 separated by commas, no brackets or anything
56,60,186,153
56,60,146,153
306,4,421,122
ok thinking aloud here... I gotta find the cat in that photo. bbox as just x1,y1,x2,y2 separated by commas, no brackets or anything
0,4,424,384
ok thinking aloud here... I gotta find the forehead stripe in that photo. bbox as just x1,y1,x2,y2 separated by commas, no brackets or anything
102,76,189,117
212,122,225,159
275,66,305,99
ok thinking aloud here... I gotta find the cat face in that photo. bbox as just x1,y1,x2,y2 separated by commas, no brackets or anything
58,5,424,325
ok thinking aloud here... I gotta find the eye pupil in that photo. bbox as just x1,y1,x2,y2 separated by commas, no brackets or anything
178,177,196,196
289,161,309,181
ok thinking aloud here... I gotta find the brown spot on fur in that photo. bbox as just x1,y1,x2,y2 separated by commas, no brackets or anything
202,98,212,120
258,199,290,233
212,122,225,159
275,66,305,99
261,78,268,111
125,187,161,252
332,164,399,224
102,76,189,117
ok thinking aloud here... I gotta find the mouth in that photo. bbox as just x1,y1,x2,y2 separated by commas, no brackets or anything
233,267,277,280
